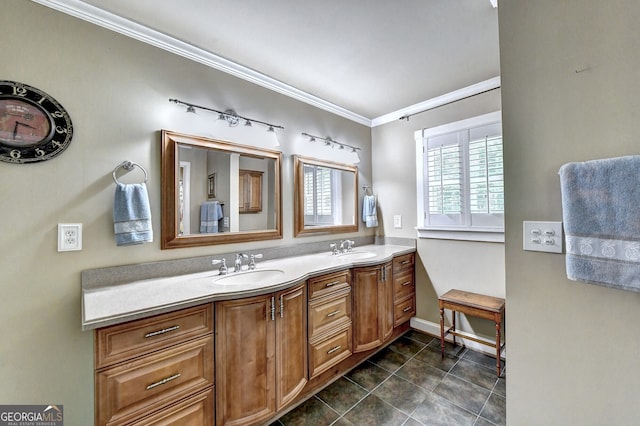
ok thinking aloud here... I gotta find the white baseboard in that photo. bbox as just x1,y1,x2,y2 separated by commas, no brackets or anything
409,317,506,359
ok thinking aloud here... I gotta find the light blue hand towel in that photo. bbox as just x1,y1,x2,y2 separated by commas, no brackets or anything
200,201,223,233
362,194,378,228
113,183,153,246
559,156,640,292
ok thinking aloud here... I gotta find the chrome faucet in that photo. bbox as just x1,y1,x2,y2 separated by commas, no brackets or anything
212,258,228,275
234,253,249,272
248,254,263,270
339,240,355,253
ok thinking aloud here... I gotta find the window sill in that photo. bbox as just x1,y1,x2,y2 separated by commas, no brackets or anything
416,227,504,243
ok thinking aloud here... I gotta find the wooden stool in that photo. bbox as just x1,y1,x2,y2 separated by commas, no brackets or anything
439,289,505,376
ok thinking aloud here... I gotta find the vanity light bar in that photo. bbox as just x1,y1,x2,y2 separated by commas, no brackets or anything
301,132,361,153
169,98,284,131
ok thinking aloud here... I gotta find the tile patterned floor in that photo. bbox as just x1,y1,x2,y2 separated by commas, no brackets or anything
272,330,506,426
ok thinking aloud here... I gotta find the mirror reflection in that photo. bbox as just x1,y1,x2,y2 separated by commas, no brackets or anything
294,156,358,236
162,130,282,249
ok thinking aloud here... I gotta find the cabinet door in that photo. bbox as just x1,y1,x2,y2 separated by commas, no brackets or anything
353,263,393,352
352,266,383,352
380,263,394,343
239,169,263,213
216,295,275,426
275,284,308,409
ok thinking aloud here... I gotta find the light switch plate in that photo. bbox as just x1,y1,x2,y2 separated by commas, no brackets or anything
393,215,402,228
58,223,82,251
523,221,563,253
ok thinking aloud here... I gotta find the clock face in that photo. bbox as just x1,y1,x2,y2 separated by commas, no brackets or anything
0,81,73,164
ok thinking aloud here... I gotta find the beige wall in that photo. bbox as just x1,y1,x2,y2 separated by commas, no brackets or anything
372,90,504,338
500,0,640,424
0,2,372,424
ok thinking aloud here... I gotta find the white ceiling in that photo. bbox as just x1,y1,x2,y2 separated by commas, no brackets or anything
36,0,500,126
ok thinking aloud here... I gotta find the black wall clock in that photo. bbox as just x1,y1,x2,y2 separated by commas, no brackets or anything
0,80,73,164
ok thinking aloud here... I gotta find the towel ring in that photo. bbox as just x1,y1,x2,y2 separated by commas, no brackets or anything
112,161,148,184
363,185,373,196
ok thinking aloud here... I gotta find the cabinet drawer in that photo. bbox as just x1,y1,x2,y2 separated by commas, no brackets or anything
308,289,351,340
95,304,213,369
393,253,415,273
96,336,214,426
309,324,352,379
393,269,415,301
308,270,350,300
131,388,214,426
394,295,415,327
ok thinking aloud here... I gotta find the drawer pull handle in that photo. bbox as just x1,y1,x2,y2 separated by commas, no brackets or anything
401,260,411,265
327,345,342,354
326,310,341,317
403,306,412,312
144,325,180,338
325,281,340,288
402,281,412,286
146,373,181,390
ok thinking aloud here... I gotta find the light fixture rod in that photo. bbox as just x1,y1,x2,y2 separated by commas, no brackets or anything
169,98,284,130
301,132,361,152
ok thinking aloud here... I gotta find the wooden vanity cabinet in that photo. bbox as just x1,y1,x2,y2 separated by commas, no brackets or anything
393,253,416,326
215,283,307,426
307,271,353,378
352,262,393,353
94,304,214,426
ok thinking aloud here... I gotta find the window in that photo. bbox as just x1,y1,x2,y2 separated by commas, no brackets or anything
416,111,504,242
303,164,342,225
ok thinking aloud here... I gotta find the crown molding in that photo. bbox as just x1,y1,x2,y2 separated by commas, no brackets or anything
30,0,499,129
30,0,372,126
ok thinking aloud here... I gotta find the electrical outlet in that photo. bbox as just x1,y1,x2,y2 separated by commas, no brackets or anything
58,223,82,252
523,221,563,253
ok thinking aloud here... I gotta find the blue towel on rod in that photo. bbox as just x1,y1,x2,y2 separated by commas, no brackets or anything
362,194,378,228
559,156,640,292
200,201,223,233
113,183,153,246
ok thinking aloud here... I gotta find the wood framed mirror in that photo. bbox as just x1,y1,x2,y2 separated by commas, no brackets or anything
161,130,282,249
294,155,358,236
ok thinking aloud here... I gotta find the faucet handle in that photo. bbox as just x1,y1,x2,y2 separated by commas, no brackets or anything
346,240,355,252
329,243,338,255
248,254,263,270
213,258,228,275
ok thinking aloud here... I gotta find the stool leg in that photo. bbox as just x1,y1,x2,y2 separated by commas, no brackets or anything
440,307,445,358
452,310,456,348
495,318,501,377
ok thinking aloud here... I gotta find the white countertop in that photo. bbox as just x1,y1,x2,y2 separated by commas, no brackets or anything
82,244,415,330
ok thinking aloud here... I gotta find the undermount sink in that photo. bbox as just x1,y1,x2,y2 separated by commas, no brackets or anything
336,251,377,260
213,269,285,285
